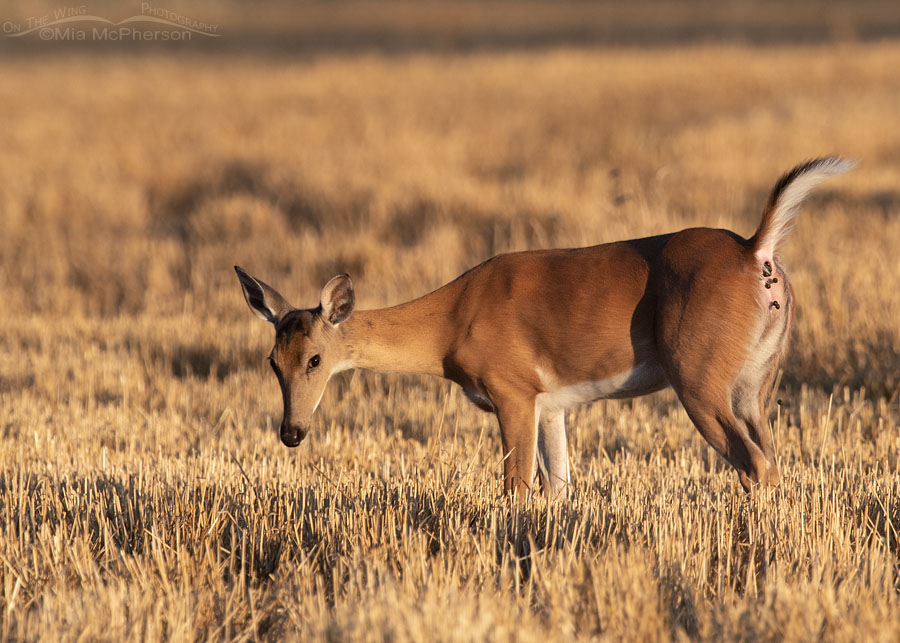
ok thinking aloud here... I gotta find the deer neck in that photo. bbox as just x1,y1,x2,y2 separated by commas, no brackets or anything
338,292,452,377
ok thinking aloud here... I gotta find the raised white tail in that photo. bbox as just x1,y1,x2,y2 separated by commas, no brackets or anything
751,157,856,258
236,158,853,498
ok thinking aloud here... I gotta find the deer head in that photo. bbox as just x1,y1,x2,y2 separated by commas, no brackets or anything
234,266,354,446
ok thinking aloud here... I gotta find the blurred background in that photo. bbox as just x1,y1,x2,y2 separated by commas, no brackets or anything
1,1,898,392
3,0,900,53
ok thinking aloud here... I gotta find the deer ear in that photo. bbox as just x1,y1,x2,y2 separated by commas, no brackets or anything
234,266,294,324
320,274,354,326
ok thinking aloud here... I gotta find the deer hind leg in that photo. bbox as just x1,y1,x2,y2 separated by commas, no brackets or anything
658,347,779,489
677,389,774,491
536,408,570,499
731,361,780,485
728,280,791,486
658,318,782,489
730,304,791,485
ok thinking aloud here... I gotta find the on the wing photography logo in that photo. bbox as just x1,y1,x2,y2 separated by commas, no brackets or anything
2,4,219,41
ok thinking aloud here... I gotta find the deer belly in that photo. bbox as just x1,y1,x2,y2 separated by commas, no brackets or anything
536,362,669,412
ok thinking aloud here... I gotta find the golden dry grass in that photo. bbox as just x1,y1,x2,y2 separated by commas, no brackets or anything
1,34,900,641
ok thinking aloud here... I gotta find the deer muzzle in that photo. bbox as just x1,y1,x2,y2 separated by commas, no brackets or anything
280,421,307,447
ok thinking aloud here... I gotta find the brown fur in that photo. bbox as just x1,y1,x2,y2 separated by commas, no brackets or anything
237,158,852,497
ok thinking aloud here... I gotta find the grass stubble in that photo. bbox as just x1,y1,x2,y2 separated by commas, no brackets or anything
1,36,900,641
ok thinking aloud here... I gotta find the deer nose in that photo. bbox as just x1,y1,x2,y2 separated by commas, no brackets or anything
280,421,307,447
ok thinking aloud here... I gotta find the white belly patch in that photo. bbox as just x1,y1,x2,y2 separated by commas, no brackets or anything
535,363,668,412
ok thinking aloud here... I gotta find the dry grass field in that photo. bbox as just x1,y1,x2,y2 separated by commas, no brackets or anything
2,3,900,640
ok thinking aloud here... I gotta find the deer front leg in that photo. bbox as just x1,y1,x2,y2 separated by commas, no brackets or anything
537,408,570,499
494,394,539,500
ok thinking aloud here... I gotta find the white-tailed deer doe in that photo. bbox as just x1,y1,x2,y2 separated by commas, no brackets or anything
236,157,853,498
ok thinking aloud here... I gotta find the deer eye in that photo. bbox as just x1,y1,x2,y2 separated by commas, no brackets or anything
307,354,321,370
